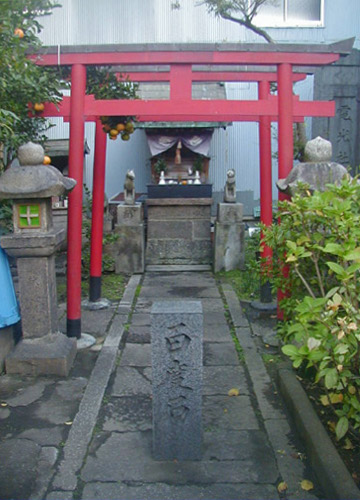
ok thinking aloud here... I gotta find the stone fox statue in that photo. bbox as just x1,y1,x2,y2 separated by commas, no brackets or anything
224,168,236,203
124,169,135,205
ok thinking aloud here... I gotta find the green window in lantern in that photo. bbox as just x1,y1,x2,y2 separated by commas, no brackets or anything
18,204,41,228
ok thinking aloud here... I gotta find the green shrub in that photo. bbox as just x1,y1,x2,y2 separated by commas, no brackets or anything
81,185,119,277
0,200,13,233
263,177,360,441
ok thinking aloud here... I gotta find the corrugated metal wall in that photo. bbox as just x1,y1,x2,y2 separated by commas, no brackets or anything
39,0,360,47
37,0,360,211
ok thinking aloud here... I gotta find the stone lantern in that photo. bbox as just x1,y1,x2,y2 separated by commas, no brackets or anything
0,142,77,376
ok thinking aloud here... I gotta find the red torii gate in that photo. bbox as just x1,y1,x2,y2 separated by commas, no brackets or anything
33,40,351,338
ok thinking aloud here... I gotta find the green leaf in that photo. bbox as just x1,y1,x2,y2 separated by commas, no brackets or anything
327,262,346,275
347,262,360,274
325,368,338,389
334,344,349,355
300,251,312,258
293,358,303,368
281,345,299,358
286,240,297,251
332,293,342,306
335,416,349,440
344,248,360,261
325,287,340,299
323,243,344,255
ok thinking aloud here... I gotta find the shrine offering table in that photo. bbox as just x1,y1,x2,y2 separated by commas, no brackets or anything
145,197,212,268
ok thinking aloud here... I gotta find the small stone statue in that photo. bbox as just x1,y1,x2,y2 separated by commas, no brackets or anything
124,169,135,205
224,169,236,203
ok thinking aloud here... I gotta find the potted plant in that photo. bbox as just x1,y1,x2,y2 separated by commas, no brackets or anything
152,157,167,182
193,155,203,173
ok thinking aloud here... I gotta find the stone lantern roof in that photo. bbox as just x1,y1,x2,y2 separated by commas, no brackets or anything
0,142,76,200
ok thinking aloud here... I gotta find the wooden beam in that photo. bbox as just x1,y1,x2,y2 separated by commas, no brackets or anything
42,95,335,121
118,71,307,83
32,51,340,67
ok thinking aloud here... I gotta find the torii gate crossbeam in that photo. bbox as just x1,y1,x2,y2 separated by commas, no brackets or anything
34,41,351,338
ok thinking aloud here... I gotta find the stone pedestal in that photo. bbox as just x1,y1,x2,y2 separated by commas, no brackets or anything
1,229,77,376
5,333,76,376
214,203,245,272
114,203,144,274
146,198,212,267
151,300,203,461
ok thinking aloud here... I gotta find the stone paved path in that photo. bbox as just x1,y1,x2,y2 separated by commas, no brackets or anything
0,272,323,500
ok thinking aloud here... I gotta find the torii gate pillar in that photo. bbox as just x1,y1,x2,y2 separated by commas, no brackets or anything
89,119,107,303
277,63,294,316
258,80,273,303
278,63,294,192
67,64,86,339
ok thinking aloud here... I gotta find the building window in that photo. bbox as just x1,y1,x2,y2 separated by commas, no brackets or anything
254,0,324,27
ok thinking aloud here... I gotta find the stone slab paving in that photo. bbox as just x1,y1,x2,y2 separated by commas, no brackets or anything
0,275,140,500
126,325,151,343
111,366,153,396
82,430,278,484
140,285,221,299
81,482,279,500
76,272,322,500
131,312,151,326
0,271,325,500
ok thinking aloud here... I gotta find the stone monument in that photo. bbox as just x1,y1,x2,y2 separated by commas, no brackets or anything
151,300,203,461
214,170,245,272
123,169,136,205
277,136,349,196
224,168,236,203
114,170,145,274
0,142,77,376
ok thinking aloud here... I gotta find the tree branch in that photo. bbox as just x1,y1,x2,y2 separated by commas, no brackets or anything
219,10,274,42
294,265,316,299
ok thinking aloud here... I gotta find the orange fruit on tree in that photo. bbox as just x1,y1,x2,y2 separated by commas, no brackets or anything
14,28,24,38
33,102,45,112
109,129,119,137
102,124,111,132
109,135,117,141
116,123,125,132
121,133,130,141
43,155,51,165
125,122,134,133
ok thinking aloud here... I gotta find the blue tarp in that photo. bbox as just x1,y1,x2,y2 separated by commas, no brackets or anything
0,242,20,328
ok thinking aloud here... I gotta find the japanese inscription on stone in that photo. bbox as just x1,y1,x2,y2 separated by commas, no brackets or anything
151,300,203,461
335,103,352,165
